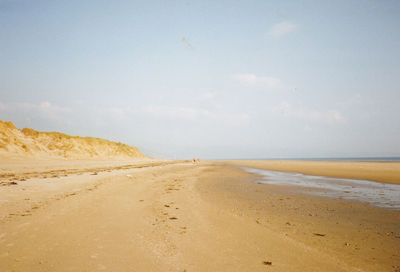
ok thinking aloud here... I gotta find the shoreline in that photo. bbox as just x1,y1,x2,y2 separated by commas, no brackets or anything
223,160,400,185
197,163,400,271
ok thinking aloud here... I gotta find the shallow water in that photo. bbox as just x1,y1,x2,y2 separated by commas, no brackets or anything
242,167,400,210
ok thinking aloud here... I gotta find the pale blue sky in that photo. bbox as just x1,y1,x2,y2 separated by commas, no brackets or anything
1,0,399,159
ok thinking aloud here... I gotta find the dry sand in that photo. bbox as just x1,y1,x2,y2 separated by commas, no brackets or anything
0,160,399,271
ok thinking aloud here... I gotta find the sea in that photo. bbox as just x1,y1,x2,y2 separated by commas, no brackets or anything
248,157,400,162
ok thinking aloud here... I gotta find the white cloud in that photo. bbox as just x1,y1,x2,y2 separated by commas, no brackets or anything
40,101,51,109
273,101,345,124
0,101,70,116
144,105,250,126
145,105,201,121
101,107,136,120
268,21,298,37
200,92,216,100
233,74,285,90
0,101,72,127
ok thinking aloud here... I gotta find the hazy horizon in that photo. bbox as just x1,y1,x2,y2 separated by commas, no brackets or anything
1,0,400,159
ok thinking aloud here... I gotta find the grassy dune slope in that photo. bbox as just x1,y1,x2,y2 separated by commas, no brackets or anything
0,120,146,159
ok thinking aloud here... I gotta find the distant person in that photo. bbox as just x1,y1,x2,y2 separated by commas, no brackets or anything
197,158,200,164
193,158,196,164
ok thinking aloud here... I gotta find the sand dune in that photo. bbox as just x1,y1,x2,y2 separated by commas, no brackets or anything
0,120,146,159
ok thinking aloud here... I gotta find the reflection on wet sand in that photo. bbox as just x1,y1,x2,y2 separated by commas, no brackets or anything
243,167,400,209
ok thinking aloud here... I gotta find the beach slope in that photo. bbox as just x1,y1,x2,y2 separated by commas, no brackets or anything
1,160,399,271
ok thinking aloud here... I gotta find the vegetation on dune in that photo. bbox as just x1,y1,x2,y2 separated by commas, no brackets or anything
0,120,146,159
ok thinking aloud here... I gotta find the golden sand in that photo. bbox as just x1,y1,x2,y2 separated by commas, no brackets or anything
1,160,399,271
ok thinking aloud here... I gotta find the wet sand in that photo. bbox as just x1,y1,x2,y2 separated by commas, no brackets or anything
199,163,400,272
225,160,400,184
0,160,399,271
241,166,400,209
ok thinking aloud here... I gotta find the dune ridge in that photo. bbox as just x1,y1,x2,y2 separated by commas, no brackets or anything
0,120,146,159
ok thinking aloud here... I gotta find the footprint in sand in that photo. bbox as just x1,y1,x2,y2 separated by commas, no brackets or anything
0,181,18,186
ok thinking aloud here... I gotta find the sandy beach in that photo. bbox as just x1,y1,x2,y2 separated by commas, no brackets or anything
1,159,399,271
2,1,400,271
